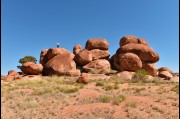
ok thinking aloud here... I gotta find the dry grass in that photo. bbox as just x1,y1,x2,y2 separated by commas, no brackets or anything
1,74,179,119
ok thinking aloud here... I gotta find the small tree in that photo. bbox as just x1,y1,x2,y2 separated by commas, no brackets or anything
17,56,37,69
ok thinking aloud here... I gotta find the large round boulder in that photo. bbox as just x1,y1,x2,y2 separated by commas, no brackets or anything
46,48,74,60
90,49,110,60
39,49,48,66
158,67,172,73
83,59,111,74
20,62,43,75
120,35,138,47
118,53,142,71
76,73,89,84
43,53,76,76
120,43,159,63
85,38,109,50
73,44,82,55
74,49,92,66
142,62,158,76
158,71,173,80
8,70,19,77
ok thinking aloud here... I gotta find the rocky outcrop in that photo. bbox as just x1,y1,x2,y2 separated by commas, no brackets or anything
158,71,173,80
85,38,109,50
73,44,82,55
43,53,77,76
83,59,111,74
111,35,160,76
76,73,89,84
20,62,43,75
1,70,20,80
40,49,48,66
118,53,142,71
46,48,74,60
74,49,92,66
158,67,172,73
90,49,110,60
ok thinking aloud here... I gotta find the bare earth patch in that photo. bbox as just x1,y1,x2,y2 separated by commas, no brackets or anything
1,75,179,119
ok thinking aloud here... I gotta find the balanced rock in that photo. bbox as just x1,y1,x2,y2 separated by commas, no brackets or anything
85,38,109,50
158,71,173,80
120,35,138,47
73,44,82,55
76,73,89,84
20,62,43,75
46,48,74,60
90,49,110,60
142,62,158,76
43,53,76,76
119,35,148,47
118,53,142,71
74,49,92,66
158,67,172,73
83,59,111,74
40,49,48,66
120,43,159,63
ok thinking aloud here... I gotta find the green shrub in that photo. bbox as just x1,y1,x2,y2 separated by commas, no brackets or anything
112,94,126,105
99,95,111,103
134,69,148,80
126,101,137,108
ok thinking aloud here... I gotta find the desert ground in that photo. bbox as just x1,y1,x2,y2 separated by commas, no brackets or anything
1,74,179,119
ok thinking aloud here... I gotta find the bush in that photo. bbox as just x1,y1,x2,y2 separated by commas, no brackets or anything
18,56,37,64
134,69,148,80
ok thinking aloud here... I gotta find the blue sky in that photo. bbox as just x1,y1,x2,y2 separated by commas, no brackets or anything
1,0,179,75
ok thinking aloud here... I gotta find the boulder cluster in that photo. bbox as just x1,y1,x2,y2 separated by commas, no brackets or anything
111,35,159,76
1,35,176,82
73,38,111,74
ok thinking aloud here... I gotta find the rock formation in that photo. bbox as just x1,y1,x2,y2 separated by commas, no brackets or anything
73,38,111,74
111,35,159,76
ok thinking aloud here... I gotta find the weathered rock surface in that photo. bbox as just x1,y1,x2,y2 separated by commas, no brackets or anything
43,53,76,76
8,70,19,77
120,35,138,47
85,38,109,50
20,62,43,75
76,73,89,84
90,49,110,60
158,67,172,73
158,71,173,80
74,49,92,66
40,49,48,66
83,59,111,74
73,44,82,55
46,48,74,60
120,43,159,63
118,53,142,71
117,71,135,80
142,62,158,76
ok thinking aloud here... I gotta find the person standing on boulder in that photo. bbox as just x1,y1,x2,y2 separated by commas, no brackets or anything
57,43,59,48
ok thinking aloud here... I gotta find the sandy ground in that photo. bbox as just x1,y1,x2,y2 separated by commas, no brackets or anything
1,75,179,119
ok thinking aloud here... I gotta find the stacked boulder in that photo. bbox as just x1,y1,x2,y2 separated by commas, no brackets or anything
158,67,173,80
111,35,159,76
40,48,81,76
73,38,111,74
1,70,20,80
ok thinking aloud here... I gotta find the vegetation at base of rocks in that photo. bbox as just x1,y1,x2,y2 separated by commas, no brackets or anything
171,84,179,94
112,94,126,105
125,101,137,108
134,69,148,80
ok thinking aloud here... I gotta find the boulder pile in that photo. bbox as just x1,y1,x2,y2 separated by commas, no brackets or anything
1,35,177,82
73,38,111,74
111,35,159,76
